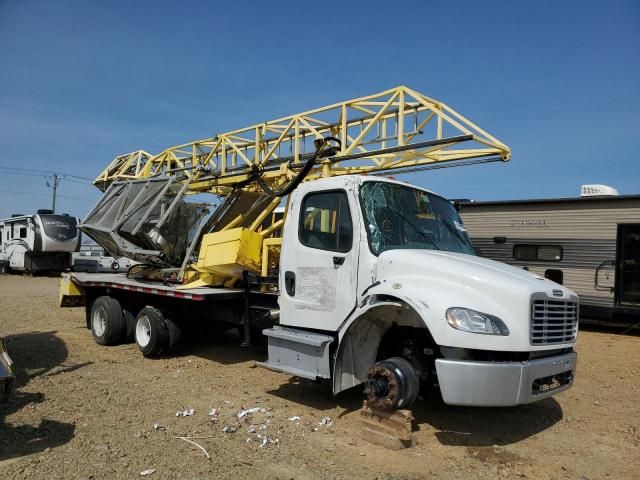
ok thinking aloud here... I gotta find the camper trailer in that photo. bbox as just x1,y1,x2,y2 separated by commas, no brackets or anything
458,186,640,322
0,210,81,274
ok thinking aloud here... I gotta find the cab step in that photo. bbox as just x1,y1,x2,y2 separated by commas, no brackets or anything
257,326,334,380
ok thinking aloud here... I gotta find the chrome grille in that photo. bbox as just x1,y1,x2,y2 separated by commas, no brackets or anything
530,299,578,345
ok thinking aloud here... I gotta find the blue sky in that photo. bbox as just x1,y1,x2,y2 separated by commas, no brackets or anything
0,1,638,219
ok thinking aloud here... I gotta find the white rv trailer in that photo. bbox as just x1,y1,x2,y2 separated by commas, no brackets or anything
458,190,640,322
0,210,81,273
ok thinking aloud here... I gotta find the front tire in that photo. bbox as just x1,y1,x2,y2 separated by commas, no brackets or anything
365,357,420,410
91,296,126,346
135,307,170,357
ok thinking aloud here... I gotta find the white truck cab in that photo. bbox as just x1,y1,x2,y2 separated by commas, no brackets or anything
264,175,578,408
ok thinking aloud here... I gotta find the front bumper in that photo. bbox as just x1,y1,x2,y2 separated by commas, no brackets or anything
435,352,576,407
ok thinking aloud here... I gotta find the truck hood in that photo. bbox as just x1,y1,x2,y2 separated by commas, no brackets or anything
377,249,574,296
373,249,578,351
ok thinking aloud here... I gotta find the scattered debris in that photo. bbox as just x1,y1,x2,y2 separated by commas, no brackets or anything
176,408,195,417
247,425,257,434
594,401,603,406
319,417,332,427
174,436,211,460
237,407,266,419
258,435,279,448
153,423,165,431
140,469,155,476
223,425,238,433
288,416,301,421
208,408,219,424
224,400,232,405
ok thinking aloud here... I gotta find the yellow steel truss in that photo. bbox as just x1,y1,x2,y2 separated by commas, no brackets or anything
94,86,510,193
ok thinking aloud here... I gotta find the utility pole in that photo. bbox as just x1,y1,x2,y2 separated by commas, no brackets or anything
46,173,61,213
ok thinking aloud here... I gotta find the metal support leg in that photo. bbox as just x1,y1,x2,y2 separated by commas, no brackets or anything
241,270,251,347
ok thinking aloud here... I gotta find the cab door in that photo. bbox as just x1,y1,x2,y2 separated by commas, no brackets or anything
279,181,360,332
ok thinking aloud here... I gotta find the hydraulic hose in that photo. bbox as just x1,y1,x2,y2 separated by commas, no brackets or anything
251,137,341,197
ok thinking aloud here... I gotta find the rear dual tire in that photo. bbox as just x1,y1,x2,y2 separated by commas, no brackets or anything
89,297,181,356
91,296,127,346
135,307,181,357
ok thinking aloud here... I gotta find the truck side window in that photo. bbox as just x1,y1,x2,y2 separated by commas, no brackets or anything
299,191,352,252
19,227,27,239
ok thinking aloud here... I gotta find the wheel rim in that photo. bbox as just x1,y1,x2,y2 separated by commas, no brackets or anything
92,306,106,337
136,316,152,348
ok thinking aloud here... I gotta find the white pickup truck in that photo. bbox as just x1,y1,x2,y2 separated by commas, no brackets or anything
62,174,578,410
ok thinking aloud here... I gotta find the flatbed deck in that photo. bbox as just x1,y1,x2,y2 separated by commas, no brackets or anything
69,272,245,301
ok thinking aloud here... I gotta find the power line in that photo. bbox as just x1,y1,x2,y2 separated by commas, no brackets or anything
0,165,94,181
0,171,95,187
0,189,95,202
0,169,45,178
0,167,97,213
58,177,95,186
0,169,94,184
0,165,54,174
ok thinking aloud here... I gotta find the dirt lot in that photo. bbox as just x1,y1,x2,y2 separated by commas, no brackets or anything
0,275,639,480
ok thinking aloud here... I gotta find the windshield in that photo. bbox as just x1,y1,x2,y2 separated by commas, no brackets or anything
359,181,476,256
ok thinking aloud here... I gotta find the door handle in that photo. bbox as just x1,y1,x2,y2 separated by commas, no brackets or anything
594,260,615,292
284,271,295,296
333,256,345,267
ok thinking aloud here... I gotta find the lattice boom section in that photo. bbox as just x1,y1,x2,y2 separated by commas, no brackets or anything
94,86,510,192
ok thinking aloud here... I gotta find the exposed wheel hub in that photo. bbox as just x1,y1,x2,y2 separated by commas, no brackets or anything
365,357,420,410
365,365,399,409
371,377,391,397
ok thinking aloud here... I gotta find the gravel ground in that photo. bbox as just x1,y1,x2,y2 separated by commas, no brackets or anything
0,275,639,480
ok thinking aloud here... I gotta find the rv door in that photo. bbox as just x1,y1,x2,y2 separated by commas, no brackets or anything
616,224,640,307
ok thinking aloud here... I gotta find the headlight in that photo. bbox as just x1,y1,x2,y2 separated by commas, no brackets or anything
446,307,509,336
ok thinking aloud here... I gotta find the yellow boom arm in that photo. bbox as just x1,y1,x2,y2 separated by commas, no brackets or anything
94,85,510,194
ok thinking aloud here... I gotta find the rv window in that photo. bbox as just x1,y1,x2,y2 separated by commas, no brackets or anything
537,245,562,261
513,244,562,262
513,245,537,261
19,227,27,239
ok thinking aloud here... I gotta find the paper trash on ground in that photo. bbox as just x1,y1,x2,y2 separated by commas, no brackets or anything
176,408,195,417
